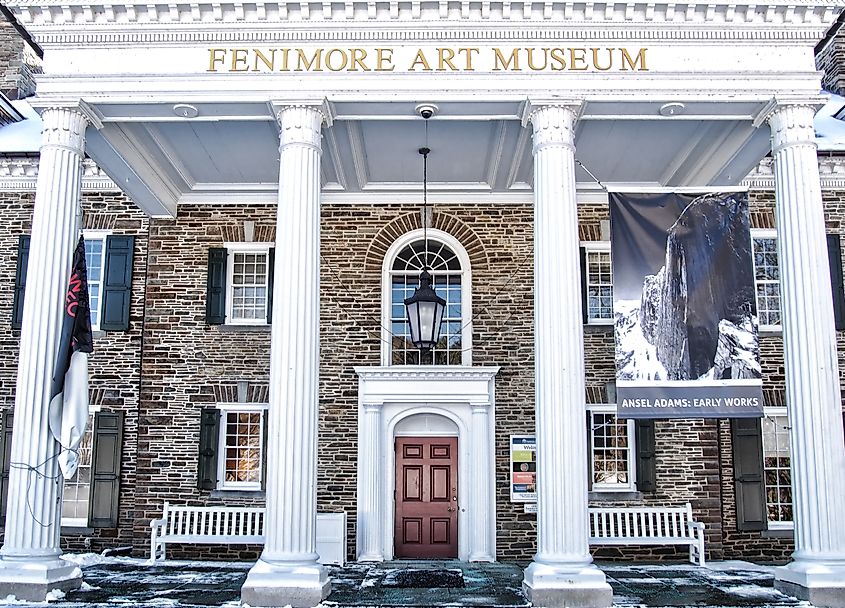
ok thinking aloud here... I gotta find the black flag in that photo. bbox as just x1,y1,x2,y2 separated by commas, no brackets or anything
48,236,94,478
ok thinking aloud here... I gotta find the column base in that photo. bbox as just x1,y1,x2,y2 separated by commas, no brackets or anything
775,559,845,608
523,560,613,608
241,558,330,608
0,556,82,601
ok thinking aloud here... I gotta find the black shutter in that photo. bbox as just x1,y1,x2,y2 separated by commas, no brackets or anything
635,419,657,493
100,236,134,331
12,235,30,329
261,410,269,490
0,411,13,524
586,413,593,491
731,418,767,531
580,247,588,324
266,247,275,324
198,408,220,490
88,411,124,528
206,248,227,325
827,235,845,330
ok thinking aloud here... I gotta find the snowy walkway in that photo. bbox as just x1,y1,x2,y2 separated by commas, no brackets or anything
0,556,821,608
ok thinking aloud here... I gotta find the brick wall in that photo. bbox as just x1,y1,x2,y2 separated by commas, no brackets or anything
818,26,845,96
0,190,147,553
0,18,40,100
0,184,842,563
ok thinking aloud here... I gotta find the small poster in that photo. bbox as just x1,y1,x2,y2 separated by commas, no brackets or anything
510,435,536,502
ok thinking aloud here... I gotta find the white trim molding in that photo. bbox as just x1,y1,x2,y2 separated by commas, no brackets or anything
7,2,842,43
743,156,845,190
0,158,120,192
354,365,499,562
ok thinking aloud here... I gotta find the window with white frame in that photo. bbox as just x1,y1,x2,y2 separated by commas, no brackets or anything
587,405,636,492
227,244,271,325
583,242,614,324
84,233,108,331
386,233,471,366
762,407,792,528
61,412,97,527
217,404,266,490
752,230,781,331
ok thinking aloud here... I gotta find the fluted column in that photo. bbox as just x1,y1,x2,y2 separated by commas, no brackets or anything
356,402,383,561
522,103,612,608
769,102,845,608
468,402,494,562
0,107,88,600
241,103,330,608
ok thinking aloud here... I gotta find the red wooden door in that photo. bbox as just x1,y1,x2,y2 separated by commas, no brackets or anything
394,437,458,559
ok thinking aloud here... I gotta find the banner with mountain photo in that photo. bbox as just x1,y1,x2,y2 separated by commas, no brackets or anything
609,191,763,419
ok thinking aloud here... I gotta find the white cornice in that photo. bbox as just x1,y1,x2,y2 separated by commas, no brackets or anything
7,1,843,44
354,365,501,407
0,157,120,192
742,155,845,189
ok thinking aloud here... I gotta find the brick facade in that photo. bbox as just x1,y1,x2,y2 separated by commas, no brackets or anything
1,167,844,566
0,18,39,100
0,190,147,553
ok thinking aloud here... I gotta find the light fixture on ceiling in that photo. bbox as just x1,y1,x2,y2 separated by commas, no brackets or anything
404,105,446,353
173,104,199,119
659,102,686,117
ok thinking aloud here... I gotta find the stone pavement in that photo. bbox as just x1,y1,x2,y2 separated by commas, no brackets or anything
0,555,822,608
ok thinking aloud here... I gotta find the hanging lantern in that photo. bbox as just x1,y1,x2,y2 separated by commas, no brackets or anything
404,269,446,352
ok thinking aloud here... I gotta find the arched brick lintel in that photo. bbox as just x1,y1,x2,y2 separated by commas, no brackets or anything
363,212,489,272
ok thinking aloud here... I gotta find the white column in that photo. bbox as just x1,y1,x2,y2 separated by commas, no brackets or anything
468,402,494,562
0,107,88,600
241,103,330,608
522,103,612,608
769,102,845,608
356,402,383,561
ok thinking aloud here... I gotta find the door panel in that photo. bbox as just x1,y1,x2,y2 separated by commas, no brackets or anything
394,437,458,558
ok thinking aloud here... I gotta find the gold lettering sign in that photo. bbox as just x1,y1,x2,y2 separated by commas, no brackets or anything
205,46,649,73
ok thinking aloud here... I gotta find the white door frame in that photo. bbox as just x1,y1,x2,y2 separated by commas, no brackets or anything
354,366,499,562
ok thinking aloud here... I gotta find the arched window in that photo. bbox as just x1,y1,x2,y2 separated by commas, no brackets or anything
383,230,472,366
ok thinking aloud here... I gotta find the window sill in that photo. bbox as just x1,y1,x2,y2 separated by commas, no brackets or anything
61,526,93,534
762,527,794,538
584,323,614,334
588,491,643,502
216,325,271,333
210,489,266,499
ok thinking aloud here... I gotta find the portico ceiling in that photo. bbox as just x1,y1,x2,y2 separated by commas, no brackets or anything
82,97,774,217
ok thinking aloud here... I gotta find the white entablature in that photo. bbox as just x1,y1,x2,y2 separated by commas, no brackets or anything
6,0,842,37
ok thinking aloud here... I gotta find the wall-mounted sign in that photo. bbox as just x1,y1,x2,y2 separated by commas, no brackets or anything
510,435,536,502
206,46,648,74
609,191,763,419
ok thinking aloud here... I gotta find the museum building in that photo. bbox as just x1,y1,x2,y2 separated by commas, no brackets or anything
0,1,843,606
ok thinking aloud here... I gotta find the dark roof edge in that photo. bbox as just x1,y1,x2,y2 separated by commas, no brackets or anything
0,5,43,60
816,7,845,57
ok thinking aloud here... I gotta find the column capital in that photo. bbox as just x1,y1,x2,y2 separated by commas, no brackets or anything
36,106,92,156
762,102,822,156
752,96,827,128
522,100,582,154
271,99,334,127
272,101,332,153
31,100,103,130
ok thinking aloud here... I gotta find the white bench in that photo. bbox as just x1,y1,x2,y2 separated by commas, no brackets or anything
588,503,705,566
149,503,346,565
